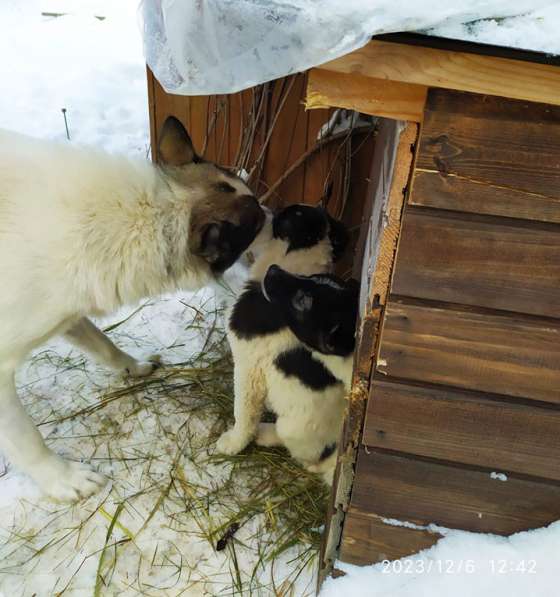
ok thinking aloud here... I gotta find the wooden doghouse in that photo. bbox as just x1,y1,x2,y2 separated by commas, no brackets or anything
147,32,560,587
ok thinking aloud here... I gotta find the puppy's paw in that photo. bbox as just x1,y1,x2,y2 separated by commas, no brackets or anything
125,354,162,378
34,457,108,502
216,428,251,455
306,456,336,486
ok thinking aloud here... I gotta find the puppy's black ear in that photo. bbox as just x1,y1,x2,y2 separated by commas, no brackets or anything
327,215,349,261
158,116,198,166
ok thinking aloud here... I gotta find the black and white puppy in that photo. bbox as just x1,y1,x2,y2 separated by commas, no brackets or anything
216,204,348,482
260,265,359,480
262,265,359,390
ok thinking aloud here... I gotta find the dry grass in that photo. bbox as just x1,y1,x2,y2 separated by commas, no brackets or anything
0,296,327,596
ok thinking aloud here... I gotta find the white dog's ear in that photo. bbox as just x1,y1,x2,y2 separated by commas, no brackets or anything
158,116,198,166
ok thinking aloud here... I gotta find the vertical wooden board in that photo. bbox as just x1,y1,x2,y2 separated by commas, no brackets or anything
319,123,419,588
146,67,157,160
188,95,209,156
214,95,230,166
378,301,560,404
417,89,560,198
304,107,334,205
363,380,560,481
150,77,191,162
260,75,306,206
228,92,243,168
339,510,441,565
391,209,560,317
351,449,560,534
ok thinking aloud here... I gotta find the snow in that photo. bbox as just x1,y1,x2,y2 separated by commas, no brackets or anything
1,1,558,595
0,3,315,595
428,4,560,55
0,0,149,155
141,0,560,95
321,521,560,597
490,472,509,482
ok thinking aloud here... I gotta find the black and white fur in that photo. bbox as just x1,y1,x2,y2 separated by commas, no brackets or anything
262,265,359,391
216,204,349,483
261,265,359,479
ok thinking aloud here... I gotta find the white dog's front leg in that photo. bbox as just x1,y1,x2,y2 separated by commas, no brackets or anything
216,364,266,455
0,368,107,501
65,317,161,377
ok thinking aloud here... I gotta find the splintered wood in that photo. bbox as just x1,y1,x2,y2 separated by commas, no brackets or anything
318,120,418,585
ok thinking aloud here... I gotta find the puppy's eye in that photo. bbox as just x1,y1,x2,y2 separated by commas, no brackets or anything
215,182,236,193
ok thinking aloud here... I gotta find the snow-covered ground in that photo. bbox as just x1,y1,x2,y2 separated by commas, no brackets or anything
323,520,560,597
0,2,317,595
1,1,560,596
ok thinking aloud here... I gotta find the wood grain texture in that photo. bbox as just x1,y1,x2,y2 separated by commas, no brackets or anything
391,209,560,317
320,40,560,107
377,302,560,404
368,123,418,308
146,67,157,161
417,90,560,198
351,449,560,534
307,68,427,122
320,122,418,586
340,510,441,565
363,380,560,480
411,170,560,224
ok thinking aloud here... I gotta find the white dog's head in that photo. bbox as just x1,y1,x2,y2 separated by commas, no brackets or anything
157,116,265,274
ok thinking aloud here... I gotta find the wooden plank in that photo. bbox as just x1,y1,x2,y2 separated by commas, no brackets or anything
367,124,418,308
340,510,441,565
417,90,560,199
146,67,157,161
411,170,560,224
307,69,427,122
391,209,560,318
319,40,560,107
263,74,308,205
351,449,560,534
363,380,560,481
319,122,419,587
377,302,560,404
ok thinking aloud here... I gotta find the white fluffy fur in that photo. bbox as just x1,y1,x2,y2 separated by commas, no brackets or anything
0,129,249,501
217,222,346,484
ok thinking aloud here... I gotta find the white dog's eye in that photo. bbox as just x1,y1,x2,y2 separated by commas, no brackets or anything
292,289,312,312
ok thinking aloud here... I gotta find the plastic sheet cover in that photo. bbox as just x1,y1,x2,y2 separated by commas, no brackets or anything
141,0,558,95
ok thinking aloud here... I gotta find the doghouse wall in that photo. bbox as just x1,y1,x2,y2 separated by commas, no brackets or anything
338,89,560,566
146,69,377,275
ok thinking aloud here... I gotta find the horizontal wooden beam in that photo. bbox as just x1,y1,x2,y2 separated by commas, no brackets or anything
306,68,427,122
319,40,560,107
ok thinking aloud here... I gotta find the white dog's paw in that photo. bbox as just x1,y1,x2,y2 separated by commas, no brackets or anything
34,457,108,502
216,428,251,455
125,354,162,378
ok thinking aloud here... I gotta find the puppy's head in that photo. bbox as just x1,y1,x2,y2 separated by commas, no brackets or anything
158,116,265,274
272,204,348,261
262,265,359,356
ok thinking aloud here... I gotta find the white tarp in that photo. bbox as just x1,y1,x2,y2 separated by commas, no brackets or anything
141,0,560,96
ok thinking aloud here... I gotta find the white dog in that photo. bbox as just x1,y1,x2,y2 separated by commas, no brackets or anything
0,117,264,501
